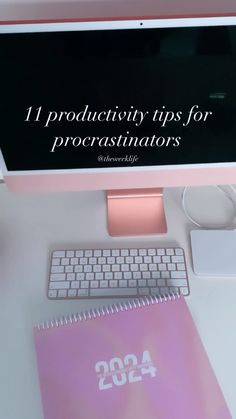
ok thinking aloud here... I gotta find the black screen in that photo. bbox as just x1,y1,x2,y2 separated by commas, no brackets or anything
0,25,236,171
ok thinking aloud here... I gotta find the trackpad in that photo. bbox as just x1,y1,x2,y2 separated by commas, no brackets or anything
190,229,236,276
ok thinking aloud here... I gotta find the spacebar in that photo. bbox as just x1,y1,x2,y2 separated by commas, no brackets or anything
90,288,138,297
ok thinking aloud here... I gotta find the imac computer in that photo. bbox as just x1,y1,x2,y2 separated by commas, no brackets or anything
1,16,236,236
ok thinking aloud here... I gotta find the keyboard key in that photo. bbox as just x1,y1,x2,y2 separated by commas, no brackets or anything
65,266,74,273
138,288,149,295
76,273,85,281
161,272,170,279
51,266,64,273
138,279,147,287
148,279,156,287
170,271,187,279
129,280,137,287
85,250,93,257
67,273,75,281
157,279,166,286
169,286,179,294
86,273,94,280
158,264,167,271
71,281,80,289
111,249,120,256
58,289,67,298
103,249,111,257
51,258,60,266
81,281,89,288
66,250,74,257
80,257,88,264
49,281,69,289
90,288,138,297
100,280,109,288
160,287,169,294
91,281,99,288
110,280,118,287
112,264,120,272
148,249,156,255
175,248,184,255
133,272,141,279
93,265,101,272
89,257,97,264
172,256,184,263
48,290,57,298
143,272,151,279
61,258,69,265
167,279,188,287
105,272,113,280
177,263,186,271
151,272,160,279
167,263,176,271
68,289,77,297
50,273,66,281
53,251,65,257
162,256,170,263
74,265,83,272
70,257,78,265
139,249,147,256
78,289,89,297
151,287,160,294
75,250,84,257
94,250,102,257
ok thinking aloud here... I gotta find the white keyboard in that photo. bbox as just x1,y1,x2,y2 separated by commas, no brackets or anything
48,246,189,299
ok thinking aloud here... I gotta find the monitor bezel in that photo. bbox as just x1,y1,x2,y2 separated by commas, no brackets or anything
1,16,236,191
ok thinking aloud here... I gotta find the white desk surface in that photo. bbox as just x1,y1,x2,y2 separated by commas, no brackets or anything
0,184,235,419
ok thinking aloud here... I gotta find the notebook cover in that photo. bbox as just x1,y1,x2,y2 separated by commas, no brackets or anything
34,296,231,419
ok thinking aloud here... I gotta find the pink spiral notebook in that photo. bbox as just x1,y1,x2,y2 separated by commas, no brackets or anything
34,295,231,419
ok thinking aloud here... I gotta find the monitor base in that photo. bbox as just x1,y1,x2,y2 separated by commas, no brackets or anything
106,188,167,236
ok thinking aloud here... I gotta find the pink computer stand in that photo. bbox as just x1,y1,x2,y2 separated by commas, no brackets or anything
107,188,167,236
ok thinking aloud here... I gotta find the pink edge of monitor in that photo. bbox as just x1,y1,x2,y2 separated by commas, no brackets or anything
0,0,236,24
3,166,236,193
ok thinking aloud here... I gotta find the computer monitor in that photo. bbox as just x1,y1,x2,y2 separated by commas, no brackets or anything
1,17,236,235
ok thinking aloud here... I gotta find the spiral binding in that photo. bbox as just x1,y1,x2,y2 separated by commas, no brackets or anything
36,292,181,331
